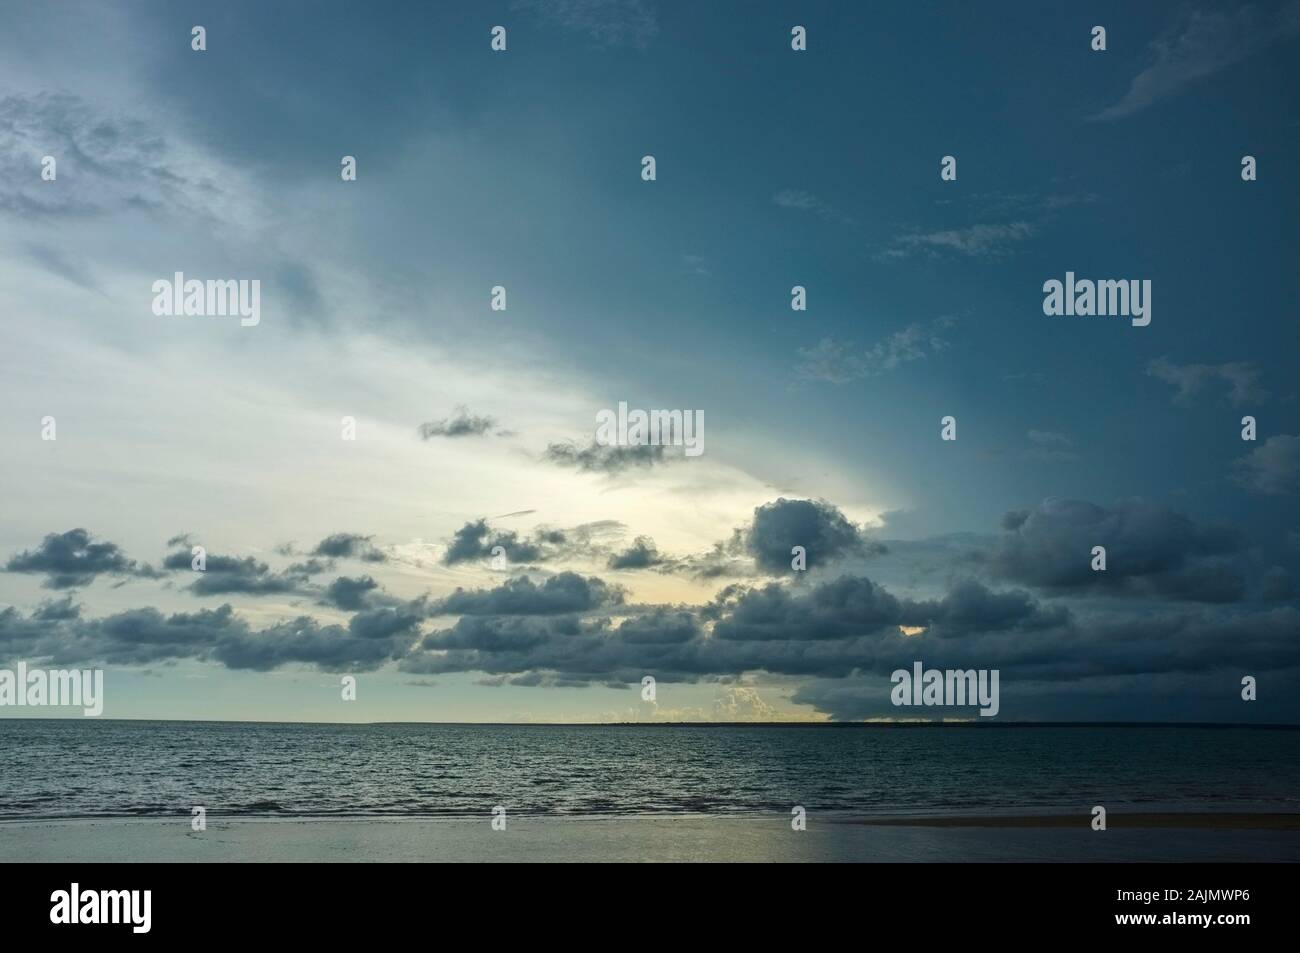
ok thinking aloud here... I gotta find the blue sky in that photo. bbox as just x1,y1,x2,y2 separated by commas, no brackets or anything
1,0,1298,722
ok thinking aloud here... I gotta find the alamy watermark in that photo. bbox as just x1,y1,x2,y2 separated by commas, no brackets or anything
152,272,261,327
50,884,150,933
1042,272,1150,327
890,662,999,717
595,401,704,456
0,662,103,716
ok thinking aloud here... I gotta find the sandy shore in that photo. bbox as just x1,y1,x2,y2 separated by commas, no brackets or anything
4,814,1300,862
852,813,1300,829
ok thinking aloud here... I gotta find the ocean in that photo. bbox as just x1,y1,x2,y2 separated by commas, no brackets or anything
3,720,1298,821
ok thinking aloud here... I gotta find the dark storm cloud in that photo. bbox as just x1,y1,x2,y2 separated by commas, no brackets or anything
790,605,1300,721
418,405,499,439
992,499,1249,602
613,608,701,645
741,498,882,573
34,595,81,621
4,490,1297,719
210,613,411,672
312,533,387,563
321,575,380,611
708,576,924,642
0,600,418,672
0,603,237,667
399,572,1074,683
432,573,622,616
401,611,706,682
0,605,51,657
4,528,155,589
395,558,1300,706
345,603,428,642
932,579,1069,633
1261,567,1298,602
644,498,882,581
543,440,668,474
5,559,1299,718
706,576,1061,643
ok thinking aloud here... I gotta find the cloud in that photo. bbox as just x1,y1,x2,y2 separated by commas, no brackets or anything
933,578,1069,633
343,603,428,643
1091,4,1300,121
1233,435,1300,495
960,191,1098,217
992,498,1248,602
161,547,312,597
0,598,426,672
4,554,1297,720
34,595,82,621
607,536,668,570
418,405,500,439
669,543,753,581
772,189,855,226
3,493,1294,719
312,533,387,563
512,0,659,48
321,575,380,611
1003,371,1047,385
741,498,880,574
285,558,332,576
543,439,669,473
5,529,154,589
395,564,1300,701
773,189,824,212
1022,429,1079,463
881,222,1034,260
794,339,869,385
21,243,103,293
1147,356,1267,406
710,686,780,721
796,319,953,384
441,519,566,566
648,498,884,580
1028,430,1072,448
0,91,233,222
615,608,701,645
431,573,623,616
709,575,926,642
680,254,711,276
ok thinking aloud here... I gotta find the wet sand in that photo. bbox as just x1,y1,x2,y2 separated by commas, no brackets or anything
3,814,1300,862
851,813,1300,830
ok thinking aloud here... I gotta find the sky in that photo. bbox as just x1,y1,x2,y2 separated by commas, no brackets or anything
1,0,1298,723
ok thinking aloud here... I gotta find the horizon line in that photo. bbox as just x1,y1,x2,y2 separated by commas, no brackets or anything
3,717,1299,729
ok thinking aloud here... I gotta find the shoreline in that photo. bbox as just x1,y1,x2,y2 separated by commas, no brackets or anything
5,813,1300,862
3,809,1297,828
848,812,1300,830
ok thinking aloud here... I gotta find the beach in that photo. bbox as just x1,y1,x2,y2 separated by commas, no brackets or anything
5,814,1300,863
6,721,1299,861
